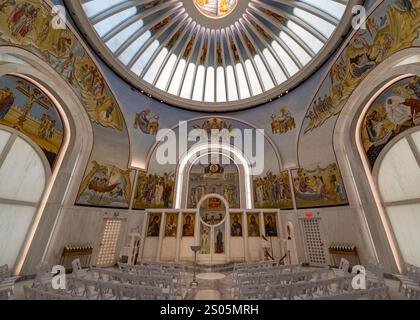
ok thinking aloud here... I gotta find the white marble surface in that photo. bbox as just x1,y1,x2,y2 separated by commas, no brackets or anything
196,273,226,281
0,137,45,202
194,290,221,300
0,130,10,154
378,138,420,202
0,205,35,267
143,237,159,260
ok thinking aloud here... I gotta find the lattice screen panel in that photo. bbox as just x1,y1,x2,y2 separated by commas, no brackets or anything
302,219,326,266
96,219,122,267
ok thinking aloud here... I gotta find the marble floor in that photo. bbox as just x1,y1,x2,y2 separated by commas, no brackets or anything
184,272,235,300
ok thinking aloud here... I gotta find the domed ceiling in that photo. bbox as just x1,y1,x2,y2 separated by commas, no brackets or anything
67,0,356,111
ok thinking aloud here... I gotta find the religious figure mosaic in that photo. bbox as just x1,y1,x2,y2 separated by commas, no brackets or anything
147,213,161,237
188,162,239,208
303,0,420,135
134,108,160,136
264,213,278,237
230,213,242,237
362,76,420,167
182,213,195,237
165,213,178,237
214,226,225,254
0,75,64,167
253,171,293,209
292,163,348,209
193,0,238,19
271,107,296,135
133,172,175,209
247,213,260,237
0,0,125,130
76,161,132,208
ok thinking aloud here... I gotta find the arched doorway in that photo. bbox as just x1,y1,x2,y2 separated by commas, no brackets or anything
0,47,94,275
197,194,229,264
179,148,246,265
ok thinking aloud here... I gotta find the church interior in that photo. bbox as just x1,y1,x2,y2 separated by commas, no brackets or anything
1,0,420,301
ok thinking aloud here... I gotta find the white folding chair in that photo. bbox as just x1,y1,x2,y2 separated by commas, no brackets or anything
98,282,120,300
137,286,164,300
119,284,138,300
236,284,265,300
265,284,291,300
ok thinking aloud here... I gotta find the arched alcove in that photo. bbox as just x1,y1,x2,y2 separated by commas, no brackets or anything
334,48,420,273
0,47,94,275
187,154,241,209
174,143,253,209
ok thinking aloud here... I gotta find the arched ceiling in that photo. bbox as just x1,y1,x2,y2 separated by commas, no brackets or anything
67,0,357,112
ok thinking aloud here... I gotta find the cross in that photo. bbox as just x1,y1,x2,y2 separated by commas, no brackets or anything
15,80,51,129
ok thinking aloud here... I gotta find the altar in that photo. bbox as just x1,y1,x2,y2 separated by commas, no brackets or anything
138,193,283,264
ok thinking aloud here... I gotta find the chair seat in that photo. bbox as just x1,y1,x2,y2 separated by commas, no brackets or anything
394,274,417,282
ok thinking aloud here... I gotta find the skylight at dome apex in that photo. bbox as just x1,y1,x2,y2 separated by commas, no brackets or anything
193,0,238,19
68,0,354,111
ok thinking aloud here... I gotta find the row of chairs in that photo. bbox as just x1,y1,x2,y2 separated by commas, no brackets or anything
25,276,171,300
117,262,186,294
118,262,185,277
232,259,391,300
233,260,299,276
311,287,390,300
0,265,20,300
236,274,346,300
233,263,302,281
233,266,329,287
235,274,389,300
233,261,284,272
24,286,83,300
394,263,420,300
27,260,186,300
89,268,184,298
235,269,330,285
